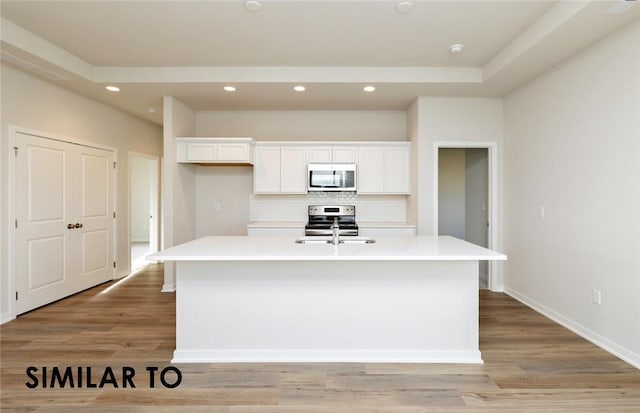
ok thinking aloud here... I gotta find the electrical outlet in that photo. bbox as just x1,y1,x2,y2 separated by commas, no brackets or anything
537,206,545,219
213,202,221,211
592,289,602,305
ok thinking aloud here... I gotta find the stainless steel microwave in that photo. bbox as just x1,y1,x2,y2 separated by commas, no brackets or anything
308,163,357,192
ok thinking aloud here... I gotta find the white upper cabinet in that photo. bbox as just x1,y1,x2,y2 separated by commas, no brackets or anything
357,147,385,193
280,146,308,194
254,145,281,193
332,146,358,163
308,145,357,163
308,146,333,163
254,145,308,194
176,138,254,164
358,143,411,195
253,142,411,195
384,145,411,194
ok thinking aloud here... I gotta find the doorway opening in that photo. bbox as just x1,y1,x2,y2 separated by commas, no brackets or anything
129,153,160,272
434,142,498,290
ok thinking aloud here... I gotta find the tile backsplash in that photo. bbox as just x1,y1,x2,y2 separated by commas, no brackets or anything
250,193,406,222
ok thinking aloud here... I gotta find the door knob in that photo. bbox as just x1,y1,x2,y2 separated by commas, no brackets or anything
75,223,83,229
67,224,75,230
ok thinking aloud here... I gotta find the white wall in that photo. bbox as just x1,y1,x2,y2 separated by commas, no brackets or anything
503,20,640,367
0,63,162,322
196,110,406,141
195,166,253,236
162,97,196,292
406,100,420,226
413,97,503,235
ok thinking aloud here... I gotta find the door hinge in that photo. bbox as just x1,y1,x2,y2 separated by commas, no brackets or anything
13,147,18,157
15,219,18,229
113,212,116,219
113,261,116,268
16,291,18,301
113,161,117,169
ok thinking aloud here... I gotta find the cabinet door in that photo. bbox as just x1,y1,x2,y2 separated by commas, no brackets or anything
254,146,281,193
384,146,411,194
357,147,385,194
280,146,308,194
333,147,357,163
186,143,217,161
217,143,248,162
308,146,332,163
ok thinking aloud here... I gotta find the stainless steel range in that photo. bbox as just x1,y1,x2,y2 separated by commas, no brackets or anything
304,205,358,236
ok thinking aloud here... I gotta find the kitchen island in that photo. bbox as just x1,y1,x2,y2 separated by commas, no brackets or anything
149,235,506,364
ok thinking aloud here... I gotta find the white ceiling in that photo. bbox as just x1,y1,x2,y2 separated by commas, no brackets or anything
1,0,639,124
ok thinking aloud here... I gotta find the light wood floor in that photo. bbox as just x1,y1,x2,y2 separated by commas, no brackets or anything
2,264,639,412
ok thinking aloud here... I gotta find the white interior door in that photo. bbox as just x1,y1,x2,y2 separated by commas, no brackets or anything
15,135,73,314
14,132,114,314
76,145,115,287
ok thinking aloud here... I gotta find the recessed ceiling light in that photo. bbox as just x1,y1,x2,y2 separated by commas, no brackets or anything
244,0,261,12
395,1,413,13
105,85,120,92
449,43,464,55
293,85,306,92
147,107,158,114
224,86,237,92
363,86,376,92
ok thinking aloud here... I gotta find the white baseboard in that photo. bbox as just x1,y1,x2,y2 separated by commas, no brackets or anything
172,349,483,364
161,283,176,293
1,311,15,325
505,287,640,369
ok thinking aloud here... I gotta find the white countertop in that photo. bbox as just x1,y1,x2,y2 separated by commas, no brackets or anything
246,221,417,228
149,235,506,262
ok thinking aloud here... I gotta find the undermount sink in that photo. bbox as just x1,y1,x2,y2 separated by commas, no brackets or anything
295,237,376,244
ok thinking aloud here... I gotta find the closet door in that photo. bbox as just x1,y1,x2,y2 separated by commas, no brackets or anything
14,132,114,314
76,145,114,289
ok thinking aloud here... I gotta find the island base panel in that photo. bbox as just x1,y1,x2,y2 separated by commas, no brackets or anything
174,260,481,363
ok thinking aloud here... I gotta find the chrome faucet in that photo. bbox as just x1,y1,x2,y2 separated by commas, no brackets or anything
331,217,340,245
